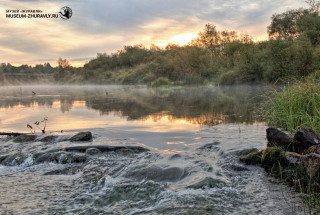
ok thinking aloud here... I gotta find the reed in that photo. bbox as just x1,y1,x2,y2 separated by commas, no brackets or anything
265,73,320,134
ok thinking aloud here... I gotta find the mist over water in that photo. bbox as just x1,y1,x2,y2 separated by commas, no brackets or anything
0,85,305,214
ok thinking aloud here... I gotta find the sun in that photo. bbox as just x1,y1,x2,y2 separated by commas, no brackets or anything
168,33,198,46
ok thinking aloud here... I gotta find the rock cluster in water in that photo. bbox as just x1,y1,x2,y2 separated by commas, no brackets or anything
240,126,320,193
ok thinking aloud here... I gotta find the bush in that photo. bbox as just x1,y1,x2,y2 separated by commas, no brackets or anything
149,77,171,87
218,70,239,85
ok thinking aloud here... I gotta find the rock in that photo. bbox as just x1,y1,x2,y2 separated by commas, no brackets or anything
266,127,292,150
285,152,302,165
2,153,30,166
239,151,262,165
293,127,320,153
40,135,57,143
186,177,226,189
169,154,182,160
13,134,37,143
301,153,320,178
64,145,149,154
197,142,221,151
85,147,101,155
69,132,92,142
43,166,84,175
125,165,187,182
303,145,320,155
261,147,288,168
35,153,52,163
238,148,259,156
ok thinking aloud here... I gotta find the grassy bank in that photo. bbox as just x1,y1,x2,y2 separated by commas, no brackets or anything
263,74,320,213
265,73,320,134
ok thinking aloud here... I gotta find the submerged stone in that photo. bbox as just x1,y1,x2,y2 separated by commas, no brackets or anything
125,165,187,182
85,147,101,155
187,177,227,189
43,165,84,175
238,148,259,156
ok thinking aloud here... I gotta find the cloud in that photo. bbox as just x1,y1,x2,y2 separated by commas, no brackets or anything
0,0,308,65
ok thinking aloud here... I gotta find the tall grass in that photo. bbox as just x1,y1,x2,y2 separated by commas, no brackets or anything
265,72,320,134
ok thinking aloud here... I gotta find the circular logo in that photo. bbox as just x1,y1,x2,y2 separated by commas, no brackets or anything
59,6,72,20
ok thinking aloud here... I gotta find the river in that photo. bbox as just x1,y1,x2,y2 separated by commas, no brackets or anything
0,85,305,214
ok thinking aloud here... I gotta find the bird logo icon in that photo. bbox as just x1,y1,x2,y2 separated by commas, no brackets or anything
59,6,72,20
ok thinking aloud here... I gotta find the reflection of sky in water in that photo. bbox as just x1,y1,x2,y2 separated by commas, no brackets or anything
0,100,201,133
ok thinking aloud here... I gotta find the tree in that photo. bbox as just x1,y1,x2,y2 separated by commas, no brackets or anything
57,57,70,68
267,9,305,39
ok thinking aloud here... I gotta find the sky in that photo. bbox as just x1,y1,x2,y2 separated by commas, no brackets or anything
0,0,308,67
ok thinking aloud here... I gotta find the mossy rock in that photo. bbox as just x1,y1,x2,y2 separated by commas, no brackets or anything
261,147,288,169
239,151,262,165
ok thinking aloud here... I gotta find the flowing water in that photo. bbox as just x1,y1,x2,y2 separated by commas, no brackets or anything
0,85,305,214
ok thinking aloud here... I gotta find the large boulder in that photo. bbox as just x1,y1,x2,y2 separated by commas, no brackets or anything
69,132,92,142
293,127,320,153
266,127,292,150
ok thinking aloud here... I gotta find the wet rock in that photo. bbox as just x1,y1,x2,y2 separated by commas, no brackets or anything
239,151,262,165
85,147,101,155
125,165,187,182
169,154,182,160
2,153,31,166
69,132,92,142
65,145,149,154
293,127,320,153
261,147,288,168
43,165,84,175
57,152,88,164
285,152,302,165
186,177,227,189
303,145,320,155
197,142,221,152
0,155,7,163
13,134,37,143
40,135,57,143
35,151,87,164
301,153,320,178
94,181,166,206
35,153,52,163
266,127,292,149
238,148,259,156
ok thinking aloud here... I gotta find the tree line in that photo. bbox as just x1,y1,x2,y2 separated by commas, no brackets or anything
1,1,320,85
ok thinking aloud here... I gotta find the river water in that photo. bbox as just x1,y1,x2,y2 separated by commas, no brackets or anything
0,85,305,214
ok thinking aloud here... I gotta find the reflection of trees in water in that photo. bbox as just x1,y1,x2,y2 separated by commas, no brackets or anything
0,85,269,125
